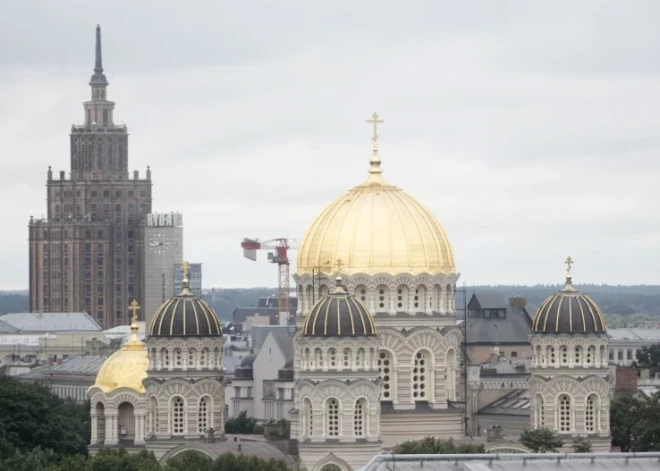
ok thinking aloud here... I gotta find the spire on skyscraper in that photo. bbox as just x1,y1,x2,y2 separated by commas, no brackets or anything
89,25,108,87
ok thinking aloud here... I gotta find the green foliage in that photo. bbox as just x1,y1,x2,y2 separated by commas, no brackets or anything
225,411,261,434
392,437,485,454
212,453,288,471
0,377,89,459
89,448,160,471
520,428,564,453
635,345,660,374
164,451,213,471
611,391,660,451
572,436,592,453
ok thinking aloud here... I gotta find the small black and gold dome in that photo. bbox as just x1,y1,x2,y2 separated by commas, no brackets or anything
532,258,607,335
148,264,221,337
302,277,376,337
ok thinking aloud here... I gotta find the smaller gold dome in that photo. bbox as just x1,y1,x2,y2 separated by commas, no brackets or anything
92,315,149,394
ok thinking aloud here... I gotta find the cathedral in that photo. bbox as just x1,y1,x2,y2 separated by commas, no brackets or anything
79,27,615,471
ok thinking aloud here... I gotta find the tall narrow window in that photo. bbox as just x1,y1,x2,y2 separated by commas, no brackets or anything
303,398,313,436
559,394,571,433
175,348,183,367
329,348,337,368
150,397,159,435
378,350,393,399
172,397,185,435
534,394,544,428
413,350,431,400
327,398,340,437
354,398,367,437
198,396,210,433
585,394,596,433
376,285,389,310
355,348,364,369
188,348,196,368
445,348,456,401
343,348,352,369
575,346,582,366
561,346,568,365
315,348,324,369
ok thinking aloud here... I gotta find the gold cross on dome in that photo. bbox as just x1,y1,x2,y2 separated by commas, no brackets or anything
128,300,140,323
366,112,384,149
565,256,574,277
336,258,344,274
182,261,189,280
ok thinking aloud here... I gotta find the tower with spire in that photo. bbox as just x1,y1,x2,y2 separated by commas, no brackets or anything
29,26,152,329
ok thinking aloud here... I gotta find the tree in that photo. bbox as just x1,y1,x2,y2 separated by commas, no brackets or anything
225,411,260,434
0,377,89,459
393,437,485,454
611,394,642,451
90,448,161,471
636,345,660,374
520,428,564,453
572,437,592,453
164,451,213,471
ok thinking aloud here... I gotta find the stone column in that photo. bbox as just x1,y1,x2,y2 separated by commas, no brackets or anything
90,413,98,444
105,413,118,445
134,414,146,445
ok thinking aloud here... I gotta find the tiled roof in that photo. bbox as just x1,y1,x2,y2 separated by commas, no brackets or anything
609,328,660,341
466,305,532,345
470,293,507,310
19,355,107,379
0,312,102,332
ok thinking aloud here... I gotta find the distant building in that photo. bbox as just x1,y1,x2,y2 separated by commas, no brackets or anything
143,212,183,327
28,26,152,329
608,328,660,366
173,262,201,296
466,293,533,362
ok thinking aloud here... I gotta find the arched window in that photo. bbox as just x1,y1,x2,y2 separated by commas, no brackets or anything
396,285,408,311
414,285,426,311
302,398,313,436
533,394,544,428
378,350,394,399
149,397,158,436
587,346,595,365
599,345,606,365
560,346,568,365
174,348,183,367
304,348,311,369
434,285,442,312
320,285,329,298
200,348,209,367
162,348,170,367
558,394,571,433
198,396,211,433
305,285,312,313
376,285,389,311
575,346,582,366
445,348,456,401
315,348,324,369
343,348,352,369
172,396,185,435
150,348,157,369
95,402,106,442
355,285,368,303
355,348,364,369
534,345,542,366
326,398,340,437
329,348,337,368
585,394,598,433
215,347,221,368
413,349,432,401
548,346,556,365
354,398,367,437
188,348,196,367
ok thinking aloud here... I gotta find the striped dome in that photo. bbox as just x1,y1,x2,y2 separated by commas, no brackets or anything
532,277,607,334
149,285,221,337
302,279,376,337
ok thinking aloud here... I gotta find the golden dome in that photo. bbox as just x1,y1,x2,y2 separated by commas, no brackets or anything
297,114,455,277
92,307,149,394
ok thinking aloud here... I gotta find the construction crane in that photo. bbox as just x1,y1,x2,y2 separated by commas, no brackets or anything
241,238,300,323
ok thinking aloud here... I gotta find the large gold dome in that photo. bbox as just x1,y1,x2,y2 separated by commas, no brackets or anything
91,317,149,394
297,118,455,277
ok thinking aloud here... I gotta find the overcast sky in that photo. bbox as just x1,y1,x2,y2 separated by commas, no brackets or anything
1,1,659,289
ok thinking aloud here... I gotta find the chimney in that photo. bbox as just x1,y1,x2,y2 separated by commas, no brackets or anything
133,170,139,180
509,296,527,309
233,436,237,442
59,170,65,181
237,444,242,452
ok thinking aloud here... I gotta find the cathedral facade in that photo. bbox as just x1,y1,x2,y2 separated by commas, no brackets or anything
292,115,464,471
29,26,151,328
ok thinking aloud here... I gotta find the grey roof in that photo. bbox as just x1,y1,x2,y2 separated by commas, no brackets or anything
19,355,107,380
470,293,507,310
479,389,530,417
252,325,295,352
381,402,459,414
609,328,660,341
480,358,531,376
0,319,18,333
0,312,102,332
360,453,660,471
466,305,532,345
222,355,243,373
270,329,294,362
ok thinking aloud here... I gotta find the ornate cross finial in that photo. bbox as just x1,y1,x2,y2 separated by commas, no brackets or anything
366,112,384,151
565,256,574,277
128,300,140,323
182,261,190,280
336,258,344,274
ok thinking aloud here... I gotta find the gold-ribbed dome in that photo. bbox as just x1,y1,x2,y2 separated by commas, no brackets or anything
91,308,149,394
297,114,455,277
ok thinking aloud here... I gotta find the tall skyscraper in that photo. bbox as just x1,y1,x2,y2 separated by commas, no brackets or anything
143,212,183,328
28,26,152,328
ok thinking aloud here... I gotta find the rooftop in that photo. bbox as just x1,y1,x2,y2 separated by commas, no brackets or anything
609,328,660,341
360,452,660,471
0,312,102,332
